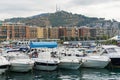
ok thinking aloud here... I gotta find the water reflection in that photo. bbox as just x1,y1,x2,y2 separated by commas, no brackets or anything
57,69,81,80
33,70,59,80
1,68,120,80
81,68,110,80
5,71,34,80
81,68,120,80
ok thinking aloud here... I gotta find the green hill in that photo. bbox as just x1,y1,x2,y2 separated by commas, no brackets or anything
4,10,120,27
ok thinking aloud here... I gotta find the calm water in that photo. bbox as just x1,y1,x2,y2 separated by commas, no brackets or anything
1,68,120,80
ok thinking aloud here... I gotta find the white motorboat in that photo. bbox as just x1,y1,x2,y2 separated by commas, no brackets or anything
0,56,10,74
57,49,82,70
30,50,60,71
3,51,34,72
74,48,110,68
28,41,59,71
101,45,120,67
81,56,110,68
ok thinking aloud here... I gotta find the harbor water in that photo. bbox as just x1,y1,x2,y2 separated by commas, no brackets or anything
1,68,120,80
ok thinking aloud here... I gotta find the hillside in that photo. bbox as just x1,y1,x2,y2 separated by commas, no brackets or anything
4,11,120,28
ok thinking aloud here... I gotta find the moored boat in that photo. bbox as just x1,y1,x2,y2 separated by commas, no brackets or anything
81,56,110,68
0,56,10,74
3,50,34,72
101,45,120,67
75,48,110,68
30,50,60,71
56,49,82,70
29,41,59,71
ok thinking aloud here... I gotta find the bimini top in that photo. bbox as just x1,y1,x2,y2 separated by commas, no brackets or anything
29,42,58,48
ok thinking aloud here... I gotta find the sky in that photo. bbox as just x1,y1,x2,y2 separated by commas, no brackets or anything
0,0,120,21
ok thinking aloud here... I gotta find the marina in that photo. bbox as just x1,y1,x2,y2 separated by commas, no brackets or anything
0,41,120,80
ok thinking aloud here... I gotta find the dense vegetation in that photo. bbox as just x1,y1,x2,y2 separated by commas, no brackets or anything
4,11,120,28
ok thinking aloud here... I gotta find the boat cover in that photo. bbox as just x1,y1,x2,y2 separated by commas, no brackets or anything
30,42,57,48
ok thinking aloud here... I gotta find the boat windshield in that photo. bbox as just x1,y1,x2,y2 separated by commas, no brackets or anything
106,48,117,53
8,54,29,60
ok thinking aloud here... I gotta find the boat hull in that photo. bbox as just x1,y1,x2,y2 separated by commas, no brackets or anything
34,62,58,71
82,59,109,68
110,58,120,67
58,62,81,70
0,65,9,74
10,63,34,72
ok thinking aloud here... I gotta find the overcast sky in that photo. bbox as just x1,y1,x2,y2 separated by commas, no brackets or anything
0,0,120,21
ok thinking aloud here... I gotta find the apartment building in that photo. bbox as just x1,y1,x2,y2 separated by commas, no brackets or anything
49,27,59,39
90,28,96,37
29,26,37,39
0,22,27,40
36,27,44,39
78,26,90,37
0,23,38,40
58,27,66,38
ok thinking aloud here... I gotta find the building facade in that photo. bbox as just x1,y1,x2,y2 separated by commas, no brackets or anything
36,27,44,39
49,27,59,39
78,26,90,38
0,23,37,41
